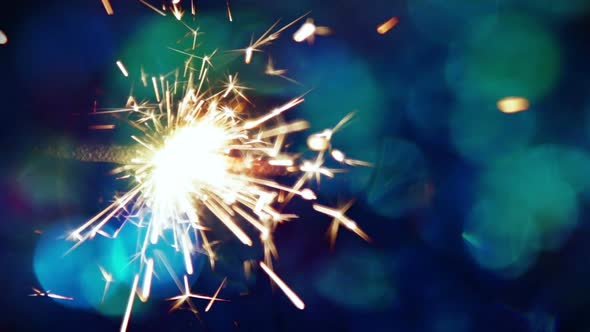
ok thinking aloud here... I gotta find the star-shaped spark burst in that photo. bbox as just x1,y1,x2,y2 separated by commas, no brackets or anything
52,2,371,331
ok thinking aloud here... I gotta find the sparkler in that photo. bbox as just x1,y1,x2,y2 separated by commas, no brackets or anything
61,3,369,331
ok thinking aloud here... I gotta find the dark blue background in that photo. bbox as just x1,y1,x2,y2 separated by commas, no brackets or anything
1,0,590,331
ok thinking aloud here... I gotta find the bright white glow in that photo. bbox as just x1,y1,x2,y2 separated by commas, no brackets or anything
293,22,315,42
149,122,230,242
141,259,154,300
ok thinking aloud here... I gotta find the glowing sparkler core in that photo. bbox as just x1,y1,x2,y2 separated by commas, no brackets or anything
151,123,230,222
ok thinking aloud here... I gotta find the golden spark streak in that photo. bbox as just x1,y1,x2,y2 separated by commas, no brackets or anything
238,13,308,64
116,60,129,77
243,96,304,129
245,46,253,64
226,0,233,22
259,262,304,310
265,57,299,84
205,277,227,312
99,265,114,303
30,287,74,301
377,17,399,35
139,0,167,16
152,76,160,102
101,0,114,15
313,202,370,243
168,275,229,312
172,3,184,20
89,124,116,130
140,258,154,300
120,274,139,332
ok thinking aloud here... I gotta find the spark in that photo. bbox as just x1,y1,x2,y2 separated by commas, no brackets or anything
0,30,7,45
116,60,129,77
168,275,228,312
152,76,160,102
237,13,308,64
259,262,304,310
120,275,139,332
171,3,184,20
140,258,154,300
313,202,370,247
139,0,167,16
90,124,116,130
29,287,74,301
65,11,369,332
265,57,299,84
99,265,114,303
205,277,227,312
497,96,530,114
101,0,114,15
377,17,399,35
293,18,331,43
226,0,233,22
243,96,305,129
331,149,373,167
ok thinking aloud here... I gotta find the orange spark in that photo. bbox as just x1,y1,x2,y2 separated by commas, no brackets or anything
101,0,114,15
139,0,167,16
497,96,530,114
205,277,227,312
377,17,399,35
89,124,116,130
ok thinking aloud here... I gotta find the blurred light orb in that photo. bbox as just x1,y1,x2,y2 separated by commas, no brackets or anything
497,96,530,114
450,102,536,164
465,145,589,276
366,137,431,219
464,198,539,276
407,70,454,143
516,0,590,18
408,0,498,43
18,149,85,209
0,30,7,45
34,218,201,316
314,248,395,310
459,13,561,102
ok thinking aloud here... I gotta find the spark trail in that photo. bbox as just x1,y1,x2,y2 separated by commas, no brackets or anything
63,3,369,331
